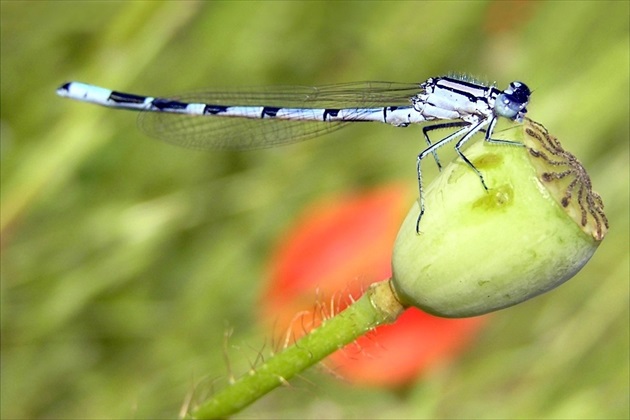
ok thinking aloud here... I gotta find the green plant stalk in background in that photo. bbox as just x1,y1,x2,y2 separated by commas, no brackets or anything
190,119,607,418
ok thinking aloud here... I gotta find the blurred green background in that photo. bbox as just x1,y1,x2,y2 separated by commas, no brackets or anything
1,1,628,418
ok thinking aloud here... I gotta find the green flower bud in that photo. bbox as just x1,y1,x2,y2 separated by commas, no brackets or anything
391,119,608,318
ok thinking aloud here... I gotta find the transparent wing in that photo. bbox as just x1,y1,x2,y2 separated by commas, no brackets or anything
137,81,422,150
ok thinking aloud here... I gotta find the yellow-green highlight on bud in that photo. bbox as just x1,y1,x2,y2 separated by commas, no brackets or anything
391,119,608,318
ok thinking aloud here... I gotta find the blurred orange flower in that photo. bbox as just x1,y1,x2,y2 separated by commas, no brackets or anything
260,184,488,386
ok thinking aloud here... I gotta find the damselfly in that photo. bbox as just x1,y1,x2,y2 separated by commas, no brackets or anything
56,75,531,233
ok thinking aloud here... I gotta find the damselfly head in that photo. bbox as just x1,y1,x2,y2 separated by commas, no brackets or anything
495,81,531,122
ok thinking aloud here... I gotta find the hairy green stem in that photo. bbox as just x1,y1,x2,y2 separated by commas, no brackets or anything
191,280,405,419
